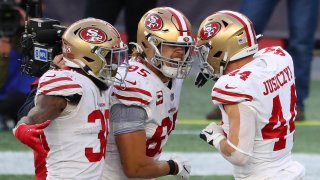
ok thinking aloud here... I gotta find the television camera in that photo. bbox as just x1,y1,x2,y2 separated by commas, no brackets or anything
20,0,67,77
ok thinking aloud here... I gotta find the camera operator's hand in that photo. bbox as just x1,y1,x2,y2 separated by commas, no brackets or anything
0,37,11,57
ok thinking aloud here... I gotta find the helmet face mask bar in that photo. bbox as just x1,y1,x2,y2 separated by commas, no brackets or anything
196,42,226,81
150,39,195,79
93,45,129,85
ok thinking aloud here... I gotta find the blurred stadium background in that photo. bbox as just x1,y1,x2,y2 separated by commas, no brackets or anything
1,0,320,179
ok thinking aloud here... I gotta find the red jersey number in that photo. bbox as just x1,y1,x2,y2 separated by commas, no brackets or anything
261,84,296,151
146,112,178,157
128,65,150,77
85,109,109,162
228,70,252,81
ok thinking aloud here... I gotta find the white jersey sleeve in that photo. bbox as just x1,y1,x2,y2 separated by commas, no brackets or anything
110,65,153,107
211,72,253,105
37,69,83,97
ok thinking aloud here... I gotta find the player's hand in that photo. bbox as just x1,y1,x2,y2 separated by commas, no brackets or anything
13,120,51,154
0,37,11,57
51,54,67,69
195,67,218,88
200,122,226,149
170,154,191,180
194,71,209,88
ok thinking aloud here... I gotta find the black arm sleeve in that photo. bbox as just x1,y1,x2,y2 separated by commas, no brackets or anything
17,87,37,119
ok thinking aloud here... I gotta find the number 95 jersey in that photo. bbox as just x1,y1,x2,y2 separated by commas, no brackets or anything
212,47,298,177
104,60,182,179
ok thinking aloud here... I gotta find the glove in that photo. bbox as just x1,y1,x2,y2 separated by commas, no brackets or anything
13,120,51,154
200,122,226,149
194,71,210,88
170,154,191,180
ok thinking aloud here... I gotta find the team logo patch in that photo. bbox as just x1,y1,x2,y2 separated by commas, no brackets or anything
79,27,107,44
199,22,221,40
145,14,163,31
170,93,174,101
183,37,190,42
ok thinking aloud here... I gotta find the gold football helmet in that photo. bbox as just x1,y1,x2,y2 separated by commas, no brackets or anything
135,7,195,79
62,18,128,85
196,10,260,80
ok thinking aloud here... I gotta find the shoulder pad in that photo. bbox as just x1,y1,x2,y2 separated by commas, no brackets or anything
37,70,83,97
212,74,253,104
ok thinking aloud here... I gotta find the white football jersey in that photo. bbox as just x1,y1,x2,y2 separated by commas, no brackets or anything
36,69,109,180
103,59,182,180
212,47,298,178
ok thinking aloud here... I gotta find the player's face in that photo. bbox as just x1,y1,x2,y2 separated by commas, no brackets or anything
161,44,185,67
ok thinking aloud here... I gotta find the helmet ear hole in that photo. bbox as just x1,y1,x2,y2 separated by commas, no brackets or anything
213,51,222,58
237,32,244,36
73,27,81,35
83,56,95,63
222,20,229,27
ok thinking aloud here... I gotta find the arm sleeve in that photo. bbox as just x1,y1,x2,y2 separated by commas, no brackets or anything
222,104,256,166
110,104,147,135
17,87,37,119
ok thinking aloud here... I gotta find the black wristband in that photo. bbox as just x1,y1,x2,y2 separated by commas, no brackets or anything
167,160,178,175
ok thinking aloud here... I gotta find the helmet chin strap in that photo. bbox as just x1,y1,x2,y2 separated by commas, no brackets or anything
219,51,228,77
129,42,143,53
63,57,81,68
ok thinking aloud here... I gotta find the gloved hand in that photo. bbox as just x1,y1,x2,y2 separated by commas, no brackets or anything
194,71,210,88
170,154,191,180
13,120,51,154
200,122,226,149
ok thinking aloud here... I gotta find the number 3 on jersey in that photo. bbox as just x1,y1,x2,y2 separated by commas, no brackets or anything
261,84,296,151
85,110,109,162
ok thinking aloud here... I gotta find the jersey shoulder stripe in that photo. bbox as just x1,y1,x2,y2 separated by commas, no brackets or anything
212,82,253,105
111,61,154,107
213,87,253,101
37,70,83,96
42,84,82,95
39,77,73,89
111,92,150,105
113,85,152,97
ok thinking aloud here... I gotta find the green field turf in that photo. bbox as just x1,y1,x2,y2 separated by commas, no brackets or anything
1,79,319,179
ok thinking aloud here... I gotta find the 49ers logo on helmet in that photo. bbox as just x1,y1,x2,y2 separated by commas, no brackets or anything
145,14,163,31
199,22,221,40
79,27,107,44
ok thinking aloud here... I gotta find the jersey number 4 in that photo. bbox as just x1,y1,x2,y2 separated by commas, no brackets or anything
261,84,296,151
85,110,109,162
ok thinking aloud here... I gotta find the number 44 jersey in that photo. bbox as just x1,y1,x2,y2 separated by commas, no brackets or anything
212,47,303,178
104,59,182,180
36,69,109,180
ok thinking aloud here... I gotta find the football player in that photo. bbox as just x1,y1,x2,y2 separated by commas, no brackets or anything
13,18,128,179
196,10,305,179
103,7,195,180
